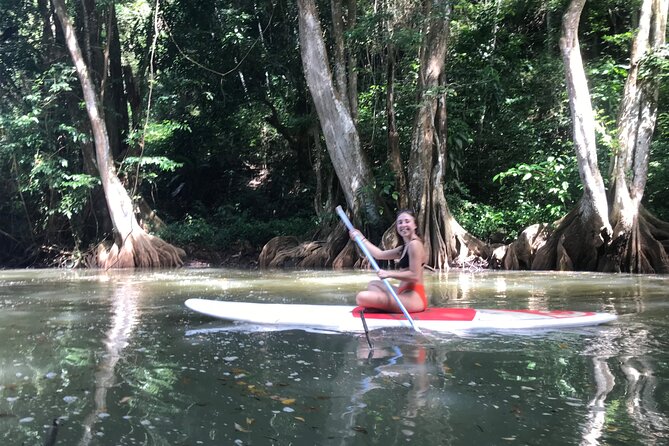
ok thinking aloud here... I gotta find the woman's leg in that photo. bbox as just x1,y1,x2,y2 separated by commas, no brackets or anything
356,281,425,312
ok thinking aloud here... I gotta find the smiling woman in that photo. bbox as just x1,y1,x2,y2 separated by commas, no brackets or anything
347,209,427,313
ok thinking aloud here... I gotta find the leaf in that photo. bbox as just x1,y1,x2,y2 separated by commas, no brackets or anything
234,422,251,433
280,398,296,405
294,416,305,422
522,172,532,181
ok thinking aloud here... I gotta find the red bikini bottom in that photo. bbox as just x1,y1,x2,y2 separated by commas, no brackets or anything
398,282,428,309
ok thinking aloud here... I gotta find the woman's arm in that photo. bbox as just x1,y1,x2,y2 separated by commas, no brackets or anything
349,230,403,261
378,240,424,282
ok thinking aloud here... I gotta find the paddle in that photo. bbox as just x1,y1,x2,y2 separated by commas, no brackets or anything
335,205,422,333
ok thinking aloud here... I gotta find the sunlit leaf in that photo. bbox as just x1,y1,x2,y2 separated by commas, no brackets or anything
234,422,251,433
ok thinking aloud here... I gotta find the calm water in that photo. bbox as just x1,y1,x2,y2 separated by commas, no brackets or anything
0,268,667,445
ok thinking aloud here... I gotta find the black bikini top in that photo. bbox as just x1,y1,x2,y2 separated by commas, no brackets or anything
397,240,424,269
397,244,410,269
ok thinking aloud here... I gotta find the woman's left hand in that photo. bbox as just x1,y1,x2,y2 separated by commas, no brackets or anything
377,269,390,280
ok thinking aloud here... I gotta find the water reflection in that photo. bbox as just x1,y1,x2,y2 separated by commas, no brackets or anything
581,356,616,445
1,269,669,446
618,327,669,444
581,320,669,445
79,279,140,445
327,336,437,444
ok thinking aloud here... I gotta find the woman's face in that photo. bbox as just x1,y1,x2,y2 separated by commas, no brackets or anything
396,212,416,238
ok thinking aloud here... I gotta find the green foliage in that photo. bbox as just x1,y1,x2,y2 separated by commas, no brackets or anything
1,59,96,240
119,155,183,186
452,153,581,242
589,56,628,119
638,44,669,82
24,153,100,222
493,154,579,226
2,0,669,267
157,206,318,250
448,193,509,240
127,120,191,151
646,110,669,220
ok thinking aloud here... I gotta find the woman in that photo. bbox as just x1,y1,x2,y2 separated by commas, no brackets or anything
349,210,427,313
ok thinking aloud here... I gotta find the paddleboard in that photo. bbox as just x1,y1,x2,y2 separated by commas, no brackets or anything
184,299,617,333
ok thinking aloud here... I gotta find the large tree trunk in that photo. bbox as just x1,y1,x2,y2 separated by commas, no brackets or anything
603,0,669,273
258,0,377,270
384,5,408,211
407,0,488,270
346,0,358,122
52,0,185,268
297,0,379,225
532,0,669,273
331,0,351,114
102,5,129,160
532,0,613,271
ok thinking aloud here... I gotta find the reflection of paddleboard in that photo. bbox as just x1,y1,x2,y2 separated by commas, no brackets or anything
184,299,617,333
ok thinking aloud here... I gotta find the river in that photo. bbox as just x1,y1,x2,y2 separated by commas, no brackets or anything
0,268,667,445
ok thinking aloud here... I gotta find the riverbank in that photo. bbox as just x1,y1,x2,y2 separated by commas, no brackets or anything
0,244,261,269
183,246,260,269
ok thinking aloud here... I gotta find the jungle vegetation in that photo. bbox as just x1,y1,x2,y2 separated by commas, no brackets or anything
0,0,667,272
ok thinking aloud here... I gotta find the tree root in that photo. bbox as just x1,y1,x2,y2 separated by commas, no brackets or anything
259,236,300,268
95,230,186,268
259,221,351,269
499,204,669,273
490,223,550,270
600,211,669,273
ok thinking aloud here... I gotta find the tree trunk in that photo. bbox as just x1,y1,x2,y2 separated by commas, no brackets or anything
258,0,378,270
331,0,350,113
407,0,488,270
297,0,380,226
52,0,185,268
346,0,358,122
603,0,669,273
102,5,129,159
386,43,408,210
532,0,613,271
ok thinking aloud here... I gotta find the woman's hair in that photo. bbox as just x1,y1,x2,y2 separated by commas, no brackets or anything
396,209,416,219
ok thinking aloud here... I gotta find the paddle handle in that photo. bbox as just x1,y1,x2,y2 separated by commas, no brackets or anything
335,206,421,333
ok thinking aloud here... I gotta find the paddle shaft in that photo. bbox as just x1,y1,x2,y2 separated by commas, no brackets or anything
335,206,421,333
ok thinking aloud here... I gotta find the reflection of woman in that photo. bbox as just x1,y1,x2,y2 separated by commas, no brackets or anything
349,210,427,313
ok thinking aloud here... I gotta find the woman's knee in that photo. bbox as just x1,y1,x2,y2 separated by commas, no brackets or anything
367,280,384,291
356,290,382,307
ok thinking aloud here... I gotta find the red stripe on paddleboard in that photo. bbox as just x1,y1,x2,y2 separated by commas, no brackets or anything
352,306,477,322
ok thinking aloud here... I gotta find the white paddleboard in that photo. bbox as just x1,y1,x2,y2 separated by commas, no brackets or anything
184,298,617,333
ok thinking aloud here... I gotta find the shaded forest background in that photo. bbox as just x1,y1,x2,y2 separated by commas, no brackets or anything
0,0,667,269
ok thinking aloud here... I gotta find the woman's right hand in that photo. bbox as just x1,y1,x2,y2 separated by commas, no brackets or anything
349,229,363,241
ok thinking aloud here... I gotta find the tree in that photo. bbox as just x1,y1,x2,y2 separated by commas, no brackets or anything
532,0,613,271
407,0,488,269
52,0,185,268
297,0,382,226
530,0,669,273
604,0,669,273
